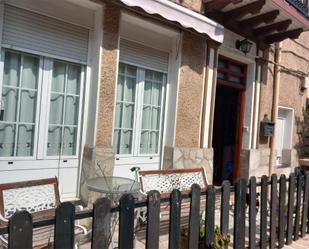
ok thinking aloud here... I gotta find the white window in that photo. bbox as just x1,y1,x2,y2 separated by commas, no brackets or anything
113,62,166,157
0,49,84,160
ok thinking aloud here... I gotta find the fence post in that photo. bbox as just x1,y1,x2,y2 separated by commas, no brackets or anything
270,174,277,249
205,185,215,249
188,184,201,249
146,190,161,249
54,202,75,249
260,175,268,249
294,172,303,240
302,172,309,237
221,180,230,248
91,198,112,249
8,211,32,249
249,176,256,249
233,179,246,249
169,189,182,249
278,174,287,248
119,194,135,249
287,173,296,245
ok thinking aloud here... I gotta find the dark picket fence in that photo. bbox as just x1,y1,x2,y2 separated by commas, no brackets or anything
1,168,309,249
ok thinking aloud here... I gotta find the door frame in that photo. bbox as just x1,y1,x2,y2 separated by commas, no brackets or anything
216,55,247,182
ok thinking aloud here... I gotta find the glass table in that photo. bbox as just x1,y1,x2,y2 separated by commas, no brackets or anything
86,176,140,201
86,176,141,249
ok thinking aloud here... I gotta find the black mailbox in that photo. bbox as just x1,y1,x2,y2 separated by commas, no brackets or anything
260,118,274,137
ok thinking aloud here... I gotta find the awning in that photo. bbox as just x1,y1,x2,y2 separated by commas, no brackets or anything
119,0,224,43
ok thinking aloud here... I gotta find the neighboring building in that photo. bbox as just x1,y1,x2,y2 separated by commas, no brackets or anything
0,0,308,202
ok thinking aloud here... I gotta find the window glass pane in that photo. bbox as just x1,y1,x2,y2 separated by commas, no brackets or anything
142,106,151,129
47,60,82,157
22,55,39,89
113,63,136,155
62,126,77,156
230,64,242,73
0,50,39,158
52,61,66,92
218,72,227,80
66,64,81,95
122,103,134,128
140,69,164,155
113,129,121,154
3,52,20,87
152,107,160,130
19,90,36,123
229,75,242,84
16,124,34,156
124,77,135,102
218,60,227,69
120,130,132,154
0,124,15,157
117,76,124,101
143,81,152,105
126,65,137,77
114,103,122,128
47,126,61,156
140,131,149,154
64,96,79,125
150,131,159,154
49,94,64,124
152,83,162,106
2,87,18,122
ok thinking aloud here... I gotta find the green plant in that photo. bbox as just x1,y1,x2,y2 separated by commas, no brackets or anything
211,226,231,249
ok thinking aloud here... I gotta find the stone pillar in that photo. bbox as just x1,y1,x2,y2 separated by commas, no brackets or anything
79,3,120,205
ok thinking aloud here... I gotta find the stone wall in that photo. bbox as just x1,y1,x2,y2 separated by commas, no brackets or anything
79,145,115,206
240,148,295,179
163,146,213,184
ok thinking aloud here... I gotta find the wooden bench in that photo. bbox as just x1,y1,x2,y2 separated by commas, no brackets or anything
136,167,208,222
0,178,87,249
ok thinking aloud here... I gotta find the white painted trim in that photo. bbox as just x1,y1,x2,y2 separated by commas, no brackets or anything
202,48,215,148
252,64,262,149
1,44,88,65
278,105,294,150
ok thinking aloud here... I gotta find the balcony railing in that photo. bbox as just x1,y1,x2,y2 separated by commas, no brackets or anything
286,0,309,18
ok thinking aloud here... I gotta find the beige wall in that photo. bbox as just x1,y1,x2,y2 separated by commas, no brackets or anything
96,3,120,146
174,31,206,148
259,32,309,154
169,0,204,12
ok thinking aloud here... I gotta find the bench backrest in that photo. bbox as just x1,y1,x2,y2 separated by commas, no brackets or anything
0,178,60,222
138,168,208,197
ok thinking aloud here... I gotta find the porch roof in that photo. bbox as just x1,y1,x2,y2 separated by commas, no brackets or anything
118,0,224,43
204,0,309,47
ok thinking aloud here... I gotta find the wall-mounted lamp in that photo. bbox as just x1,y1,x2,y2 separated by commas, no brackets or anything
236,39,253,55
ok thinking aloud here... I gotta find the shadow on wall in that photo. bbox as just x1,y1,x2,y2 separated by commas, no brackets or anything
295,99,309,159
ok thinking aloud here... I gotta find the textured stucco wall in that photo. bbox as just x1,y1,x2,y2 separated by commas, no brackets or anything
96,3,120,145
174,31,206,147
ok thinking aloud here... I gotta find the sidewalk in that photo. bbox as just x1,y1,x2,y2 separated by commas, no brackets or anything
283,236,309,249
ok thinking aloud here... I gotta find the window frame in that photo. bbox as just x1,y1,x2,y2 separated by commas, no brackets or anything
114,61,167,159
0,48,85,161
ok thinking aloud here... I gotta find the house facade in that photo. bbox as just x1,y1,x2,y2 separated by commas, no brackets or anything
0,0,308,202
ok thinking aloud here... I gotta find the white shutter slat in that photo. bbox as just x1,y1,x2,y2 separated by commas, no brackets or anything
2,5,89,63
119,39,169,72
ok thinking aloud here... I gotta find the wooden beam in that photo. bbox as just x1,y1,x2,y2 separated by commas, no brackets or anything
264,28,303,43
204,0,243,14
253,20,292,37
239,10,280,27
224,0,266,21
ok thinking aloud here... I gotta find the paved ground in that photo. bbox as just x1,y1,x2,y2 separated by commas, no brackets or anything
283,236,309,249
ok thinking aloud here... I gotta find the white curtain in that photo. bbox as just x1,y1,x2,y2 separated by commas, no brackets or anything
0,51,38,157
47,61,81,156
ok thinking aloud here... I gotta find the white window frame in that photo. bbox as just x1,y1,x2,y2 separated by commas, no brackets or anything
0,48,85,161
114,61,167,159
